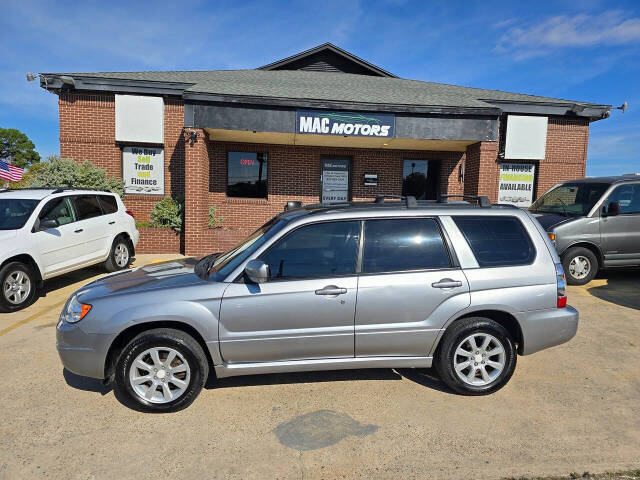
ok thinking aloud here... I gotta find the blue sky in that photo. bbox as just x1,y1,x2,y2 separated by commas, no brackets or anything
1,0,638,176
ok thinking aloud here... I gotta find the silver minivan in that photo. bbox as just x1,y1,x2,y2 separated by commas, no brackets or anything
57,195,578,412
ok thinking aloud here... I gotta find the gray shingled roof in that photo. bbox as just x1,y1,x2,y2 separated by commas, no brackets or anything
46,69,607,109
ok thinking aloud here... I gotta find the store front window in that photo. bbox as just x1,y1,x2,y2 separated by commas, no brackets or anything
402,159,439,200
227,152,268,198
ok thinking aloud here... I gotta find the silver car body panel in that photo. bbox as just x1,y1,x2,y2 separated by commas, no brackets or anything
57,203,579,381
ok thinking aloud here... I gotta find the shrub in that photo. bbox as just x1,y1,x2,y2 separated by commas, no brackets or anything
208,204,224,228
150,196,183,232
15,156,124,197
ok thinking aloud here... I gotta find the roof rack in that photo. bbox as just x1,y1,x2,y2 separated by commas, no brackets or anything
374,195,417,207
439,194,491,208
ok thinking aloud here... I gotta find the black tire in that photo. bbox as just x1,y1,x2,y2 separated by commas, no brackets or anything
435,317,517,396
562,246,598,286
104,235,132,272
0,261,38,312
114,328,209,413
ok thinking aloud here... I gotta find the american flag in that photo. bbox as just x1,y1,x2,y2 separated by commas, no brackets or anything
0,159,24,182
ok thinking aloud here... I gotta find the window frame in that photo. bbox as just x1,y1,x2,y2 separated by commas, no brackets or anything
604,182,640,216
71,194,105,221
226,150,268,199
97,194,119,215
359,216,457,276
255,219,363,282
452,214,537,269
32,196,77,231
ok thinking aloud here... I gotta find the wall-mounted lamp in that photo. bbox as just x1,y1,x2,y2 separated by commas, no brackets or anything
616,101,628,114
26,72,49,88
184,130,200,145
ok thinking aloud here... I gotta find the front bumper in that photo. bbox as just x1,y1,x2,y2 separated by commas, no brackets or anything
518,305,579,355
56,319,115,379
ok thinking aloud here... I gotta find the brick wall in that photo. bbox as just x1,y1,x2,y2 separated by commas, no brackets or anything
136,227,181,254
58,92,185,224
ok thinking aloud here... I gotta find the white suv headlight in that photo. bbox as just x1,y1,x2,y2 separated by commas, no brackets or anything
64,295,92,323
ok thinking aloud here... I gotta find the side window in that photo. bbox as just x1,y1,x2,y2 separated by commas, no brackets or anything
261,221,360,279
39,197,76,226
98,195,118,214
453,216,535,267
362,218,451,273
606,184,640,214
73,195,103,220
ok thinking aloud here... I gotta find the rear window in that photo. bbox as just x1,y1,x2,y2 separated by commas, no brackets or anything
362,218,451,273
453,216,535,267
98,195,118,214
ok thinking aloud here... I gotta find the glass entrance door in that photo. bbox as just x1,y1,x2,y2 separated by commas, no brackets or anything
402,159,440,200
321,156,351,204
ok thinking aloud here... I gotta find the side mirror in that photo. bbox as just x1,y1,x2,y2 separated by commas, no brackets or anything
39,218,59,230
245,259,269,284
607,201,621,217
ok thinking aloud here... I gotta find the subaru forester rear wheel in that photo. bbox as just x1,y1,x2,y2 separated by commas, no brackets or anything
435,317,517,395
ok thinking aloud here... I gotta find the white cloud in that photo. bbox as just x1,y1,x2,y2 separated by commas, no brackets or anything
496,10,640,59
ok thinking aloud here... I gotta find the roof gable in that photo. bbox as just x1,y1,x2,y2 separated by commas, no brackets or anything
258,42,397,77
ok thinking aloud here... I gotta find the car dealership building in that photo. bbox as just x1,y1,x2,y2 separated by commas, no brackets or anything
39,43,611,255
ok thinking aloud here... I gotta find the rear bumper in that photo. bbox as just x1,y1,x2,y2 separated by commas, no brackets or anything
56,319,115,379
518,305,579,355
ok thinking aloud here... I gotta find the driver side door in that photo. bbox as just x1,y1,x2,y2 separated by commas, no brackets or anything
218,220,361,364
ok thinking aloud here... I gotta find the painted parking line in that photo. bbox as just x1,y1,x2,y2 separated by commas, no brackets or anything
0,299,67,337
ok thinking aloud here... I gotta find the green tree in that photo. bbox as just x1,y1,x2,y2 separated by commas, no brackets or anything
17,156,125,197
0,127,40,169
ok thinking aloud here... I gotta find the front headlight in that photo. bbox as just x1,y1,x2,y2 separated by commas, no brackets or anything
64,295,92,323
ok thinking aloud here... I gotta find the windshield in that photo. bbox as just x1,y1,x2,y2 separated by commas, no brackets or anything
529,183,610,216
0,199,40,230
206,217,289,281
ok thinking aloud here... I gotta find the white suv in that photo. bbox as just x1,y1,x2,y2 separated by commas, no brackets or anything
1,188,139,312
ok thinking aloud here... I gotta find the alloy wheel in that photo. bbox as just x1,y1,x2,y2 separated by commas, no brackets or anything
114,243,130,268
129,347,191,404
453,333,506,386
3,270,32,305
568,255,591,280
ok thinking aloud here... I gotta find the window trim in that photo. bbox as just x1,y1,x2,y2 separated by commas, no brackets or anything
359,216,456,276
226,150,269,200
256,218,362,282
452,214,538,269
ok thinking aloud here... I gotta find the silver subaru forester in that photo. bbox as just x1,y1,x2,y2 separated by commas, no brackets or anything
57,195,578,412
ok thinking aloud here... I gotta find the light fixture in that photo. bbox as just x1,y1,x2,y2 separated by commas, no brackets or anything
616,101,628,113
26,72,38,82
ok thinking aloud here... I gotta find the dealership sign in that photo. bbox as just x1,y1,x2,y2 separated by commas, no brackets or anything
498,162,536,207
297,110,394,137
122,146,164,195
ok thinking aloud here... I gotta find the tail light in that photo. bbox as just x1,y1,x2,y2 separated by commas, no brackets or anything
125,210,135,219
555,263,567,308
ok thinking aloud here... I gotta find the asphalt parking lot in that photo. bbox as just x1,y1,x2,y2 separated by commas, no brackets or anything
0,255,638,480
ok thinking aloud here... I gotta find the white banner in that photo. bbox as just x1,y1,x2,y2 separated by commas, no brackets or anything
123,146,164,195
498,162,536,207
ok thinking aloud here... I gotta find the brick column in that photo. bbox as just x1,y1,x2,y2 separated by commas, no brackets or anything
184,128,208,257
463,141,500,202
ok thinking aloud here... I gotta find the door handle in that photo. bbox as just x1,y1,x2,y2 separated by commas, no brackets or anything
108,221,116,225
432,278,463,289
74,229,84,233
315,285,347,296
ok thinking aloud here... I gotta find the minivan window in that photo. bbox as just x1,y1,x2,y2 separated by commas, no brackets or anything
73,195,103,220
261,221,360,279
529,182,609,216
39,197,75,227
604,183,640,214
0,199,39,230
454,216,535,267
98,195,118,214
362,218,450,273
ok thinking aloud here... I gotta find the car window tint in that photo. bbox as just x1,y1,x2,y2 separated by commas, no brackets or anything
39,197,75,226
261,221,360,279
453,216,535,267
73,195,103,220
98,195,118,214
606,184,640,214
362,218,450,273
